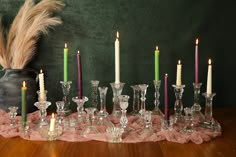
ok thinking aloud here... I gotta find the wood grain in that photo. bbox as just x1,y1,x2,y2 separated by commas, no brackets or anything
0,108,236,157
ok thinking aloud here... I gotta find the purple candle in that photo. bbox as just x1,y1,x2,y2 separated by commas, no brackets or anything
77,51,83,98
195,38,199,84
164,73,169,120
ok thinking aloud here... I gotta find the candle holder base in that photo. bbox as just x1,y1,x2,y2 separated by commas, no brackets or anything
19,121,30,136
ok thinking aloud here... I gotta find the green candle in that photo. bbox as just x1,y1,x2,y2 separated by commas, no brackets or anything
155,46,160,81
21,81,27,123
64,43,68,82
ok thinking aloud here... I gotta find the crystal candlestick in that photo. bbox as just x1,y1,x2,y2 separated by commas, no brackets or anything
8,106,18,126
191,83,204,121
110,82,125,117
72,96,88,122
199,93,220,130
130,85,140,115
139,84,149,117
82,107,99,136
60,81,72,113
153,80,163,116
119,95,130,129
56,101,65,124
34,101,51,127
139,111,153,135
172,84,185,123
182,107,195,133
98,87,109,117
90,80,99,109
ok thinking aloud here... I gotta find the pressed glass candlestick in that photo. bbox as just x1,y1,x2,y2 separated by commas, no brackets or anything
182,107,195,134
153,80,163,116
60,81,72,113
191,83,204,121
34,101,51,127
82,107,99,136
72,96,88,122
98,87,109,117
139,84,149,117
130,85,140,115
172,84,185,123
110,82,125,117
56,101,65,124
8,106,18,126
139,111,153,135
90,80,99,109
119,95,130,129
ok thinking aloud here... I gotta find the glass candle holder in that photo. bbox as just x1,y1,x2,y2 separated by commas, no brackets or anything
119,95,130,129
8,106,18,126
138,84,149,117
34,101,51,127
191,83,204,122
153,80,163,116
172,84,185,123
72,96,88,123
56,101,65,124
98,86,109,117
60,81,72,113
90,80,99,109
110,82,125,117
182,107,195,134
130,85,140,116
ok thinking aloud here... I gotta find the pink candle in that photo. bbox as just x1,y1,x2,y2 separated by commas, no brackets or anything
164,73,169,120
195,38,199,84
77,51,83,98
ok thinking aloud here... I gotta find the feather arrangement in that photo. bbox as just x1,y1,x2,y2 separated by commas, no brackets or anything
0,0,64,69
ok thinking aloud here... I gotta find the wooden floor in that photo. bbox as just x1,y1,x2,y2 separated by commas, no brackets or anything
0,108,236,157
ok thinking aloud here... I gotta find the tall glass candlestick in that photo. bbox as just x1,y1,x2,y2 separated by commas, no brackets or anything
172,84,185,123
139,84,149,117
153,80,163,116
110,82,125,117
130,85,140,115
60,81,72,113
90,80,99,109
191,83,204,121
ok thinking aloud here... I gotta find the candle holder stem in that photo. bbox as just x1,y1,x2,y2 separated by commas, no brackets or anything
153,80,163,116
191,83,204,121
60,81,72,113
172,85,185,123
110,82,125,117
138,84,149,117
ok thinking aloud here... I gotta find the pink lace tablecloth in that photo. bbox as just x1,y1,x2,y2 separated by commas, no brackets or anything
0,109,221,144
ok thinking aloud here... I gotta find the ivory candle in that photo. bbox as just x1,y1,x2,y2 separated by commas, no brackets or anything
176,60,182,86
206,59,212,94
49,113,56,132
21,81,27,123
115,31,120,84
39,69,45,101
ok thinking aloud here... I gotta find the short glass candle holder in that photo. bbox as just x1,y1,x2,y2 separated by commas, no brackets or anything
56,101,66,124
34,101,51,127
191,83,204,122
40,125,63,141
161,117,174,131
182,107,195,134
106,127,124,143
19,121,30,135
60,81,72,113
8,106,18,126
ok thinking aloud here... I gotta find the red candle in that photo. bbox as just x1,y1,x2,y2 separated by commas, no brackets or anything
164,74,169,120
195,38,199,84
77,51,83,98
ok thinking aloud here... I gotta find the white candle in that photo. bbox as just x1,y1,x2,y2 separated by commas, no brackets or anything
115,31,120,84
49,113,56,132
206,59,212,94
39,69,45,101
176,60,182,86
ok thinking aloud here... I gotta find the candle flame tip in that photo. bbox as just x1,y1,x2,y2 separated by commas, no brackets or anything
156,46,158,50
78,50,80,53
65,43,67,48
165,73,168,76
178,60,181,64
208,59,212,64
116,31,119,38
40,69,43,73
23,81,26,87
196,38,199,44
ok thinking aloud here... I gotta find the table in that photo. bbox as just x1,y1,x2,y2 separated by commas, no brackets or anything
0,108,235,157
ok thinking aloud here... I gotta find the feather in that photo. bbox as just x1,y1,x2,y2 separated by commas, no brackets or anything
0,17,9,68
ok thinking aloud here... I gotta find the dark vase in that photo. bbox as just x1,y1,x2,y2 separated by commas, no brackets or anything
0,69,38,114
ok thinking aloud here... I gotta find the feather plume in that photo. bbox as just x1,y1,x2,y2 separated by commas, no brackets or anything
0,17,9,68
2,0,64,69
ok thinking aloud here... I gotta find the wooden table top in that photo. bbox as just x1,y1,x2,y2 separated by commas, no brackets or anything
0,108,236,157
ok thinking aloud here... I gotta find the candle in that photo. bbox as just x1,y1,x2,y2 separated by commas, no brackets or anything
64,43,68,82
39,69,45,101
195,38,199,84
21,81,27,123
155,46,160,81
164,74,169,120
115,31,120,84
176,60,182,86
206,59,212,94
77,51,83,98
49,113,56,132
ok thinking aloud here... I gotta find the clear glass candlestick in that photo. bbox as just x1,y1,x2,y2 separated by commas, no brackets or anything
37,90,48,102
172,84,185,123
199,93,220,130
110,82,125,117
72,96,88,122
34,101,51,127
139,84,149,117
119,95,130,129
90,80,99,109
98,87,109,117
60,81,72,113
191,83,204,121
139,111,153,135
56,101,65,124
153,80,163,116
82,107,99,136
182,107,195,134
8,106,18,126
130,85,140,115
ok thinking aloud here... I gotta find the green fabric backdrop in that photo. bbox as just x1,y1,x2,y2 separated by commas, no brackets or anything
0,0,235,112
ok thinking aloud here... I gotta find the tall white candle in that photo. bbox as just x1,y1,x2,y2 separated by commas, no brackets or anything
49,113,56,132
115,31,120,84
176,60,182,86
39,69,45,101
206,59,212,94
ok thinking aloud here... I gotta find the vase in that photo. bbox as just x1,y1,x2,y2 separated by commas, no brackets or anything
0,69,38,114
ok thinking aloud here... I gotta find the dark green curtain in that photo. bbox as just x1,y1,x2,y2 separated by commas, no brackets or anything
0,0,235,112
